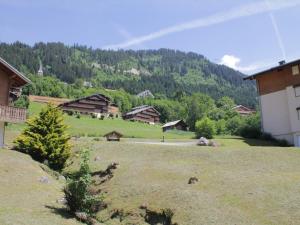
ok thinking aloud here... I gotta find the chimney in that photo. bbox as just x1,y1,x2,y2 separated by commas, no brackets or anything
279,60,286,66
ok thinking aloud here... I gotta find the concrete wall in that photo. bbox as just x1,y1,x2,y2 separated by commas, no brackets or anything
260,86,300,146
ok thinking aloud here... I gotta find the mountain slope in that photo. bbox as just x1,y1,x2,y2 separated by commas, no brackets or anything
0,42,256,106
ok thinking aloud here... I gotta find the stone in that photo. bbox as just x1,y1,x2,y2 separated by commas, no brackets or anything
209,141,219,147
56,197,67,205
39,176,50,184
140,203,148,209
58,175,66,181
197,137,209,146
188,177,199,184
94,156,101,161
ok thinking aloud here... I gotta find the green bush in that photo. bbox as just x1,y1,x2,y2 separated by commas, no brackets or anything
13,95,29,109
195,117,216,139
215,119,227,135
239,113,261,138
225,115,244,135
64,149,102,219
14,103,71,171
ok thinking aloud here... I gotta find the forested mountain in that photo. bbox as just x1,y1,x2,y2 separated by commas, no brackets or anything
0,42,256,107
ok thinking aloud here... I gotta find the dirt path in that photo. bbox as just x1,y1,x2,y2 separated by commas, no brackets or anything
128,140,198,146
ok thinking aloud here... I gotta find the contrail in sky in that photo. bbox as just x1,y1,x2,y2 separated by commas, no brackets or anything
265,0,287,60
103,0,300,49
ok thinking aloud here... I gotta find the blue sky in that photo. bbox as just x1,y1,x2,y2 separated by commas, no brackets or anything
0,0,300,74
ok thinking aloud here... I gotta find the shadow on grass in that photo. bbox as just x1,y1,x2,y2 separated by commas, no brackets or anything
218,136,280,147
45,205,74,219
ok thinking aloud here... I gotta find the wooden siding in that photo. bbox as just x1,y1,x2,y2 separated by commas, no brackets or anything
0,68,10,106
59,95,110,114
256,64,300,95
124,107,160,123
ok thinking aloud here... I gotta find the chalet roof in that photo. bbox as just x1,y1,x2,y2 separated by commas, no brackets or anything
162,120,185,128
125,105,160,116
0,57,31,87
244,58,300,80
232,105,254,112
137,90,154,98
58,93,110,107
103,131,123,137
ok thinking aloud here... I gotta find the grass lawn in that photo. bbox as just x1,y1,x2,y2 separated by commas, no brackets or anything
6,102,195,139
63,139,300,225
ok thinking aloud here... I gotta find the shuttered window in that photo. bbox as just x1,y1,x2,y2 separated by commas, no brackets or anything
294,85,300,97
292,65,299,75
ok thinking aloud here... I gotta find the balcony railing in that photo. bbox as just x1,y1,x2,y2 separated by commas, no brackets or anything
0,105,27,123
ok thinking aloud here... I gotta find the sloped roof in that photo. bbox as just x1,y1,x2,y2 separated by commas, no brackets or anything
103,131,123,137
232,105,254,112
137,90,154,98
125,105,160,116
162,120,184,128
0,57,30,87
244,58,300,80
58,93,110,107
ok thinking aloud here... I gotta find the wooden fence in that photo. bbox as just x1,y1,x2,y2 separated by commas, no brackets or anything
0,105,27,123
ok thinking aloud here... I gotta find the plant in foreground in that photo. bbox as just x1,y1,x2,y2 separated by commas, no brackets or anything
64,149,102,224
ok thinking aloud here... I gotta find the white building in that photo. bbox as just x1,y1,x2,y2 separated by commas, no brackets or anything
245,59,300,146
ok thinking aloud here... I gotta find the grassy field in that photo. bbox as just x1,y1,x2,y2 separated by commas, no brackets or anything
62,139,300,225
6,102,195,139
3,101,299,225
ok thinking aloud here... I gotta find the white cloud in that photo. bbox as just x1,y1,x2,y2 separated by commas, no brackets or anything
220,55,273,74
103,0,300,49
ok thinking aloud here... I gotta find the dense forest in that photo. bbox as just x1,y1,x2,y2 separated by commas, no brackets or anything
0,42,256,107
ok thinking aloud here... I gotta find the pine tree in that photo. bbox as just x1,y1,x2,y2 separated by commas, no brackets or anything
14,103,71,170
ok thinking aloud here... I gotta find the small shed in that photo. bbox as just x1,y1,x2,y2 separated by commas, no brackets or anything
162,120,188,132
103,131,123,141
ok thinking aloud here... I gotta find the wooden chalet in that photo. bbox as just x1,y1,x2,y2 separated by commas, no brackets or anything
162,120,188,132
123,105,160,124
232,105,255,116
58,94,111,115
104,131,123,141
0,57,30,147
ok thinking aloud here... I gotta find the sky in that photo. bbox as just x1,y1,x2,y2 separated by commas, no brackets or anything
1,0,300,74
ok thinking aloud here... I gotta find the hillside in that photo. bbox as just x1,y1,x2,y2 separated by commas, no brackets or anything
0,150,82,225
0,42,256,107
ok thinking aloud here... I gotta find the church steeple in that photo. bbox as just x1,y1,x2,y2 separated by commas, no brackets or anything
38,60,43,76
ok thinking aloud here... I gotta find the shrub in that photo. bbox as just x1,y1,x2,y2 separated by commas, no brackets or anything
215,119,227,135
239,113,261,138
64,149,102,220
75,112,81,119
14,103,71,171
195,117,216,139
67,110,74,116
13,95,29,109
225,115,244,135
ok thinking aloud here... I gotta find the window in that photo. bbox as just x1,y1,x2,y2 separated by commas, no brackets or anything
295,85,300,97
297,108,300,120
292,65,299,75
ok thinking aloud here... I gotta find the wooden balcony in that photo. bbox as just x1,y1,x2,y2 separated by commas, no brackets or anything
0,105,27,123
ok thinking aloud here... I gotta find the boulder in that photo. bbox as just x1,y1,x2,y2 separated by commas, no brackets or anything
197,137,209,146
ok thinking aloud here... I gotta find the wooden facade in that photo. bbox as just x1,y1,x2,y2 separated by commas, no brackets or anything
58,94,111,115
245,59,300,96
123,105,160,124
162,120,188,132
0,57,30,147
